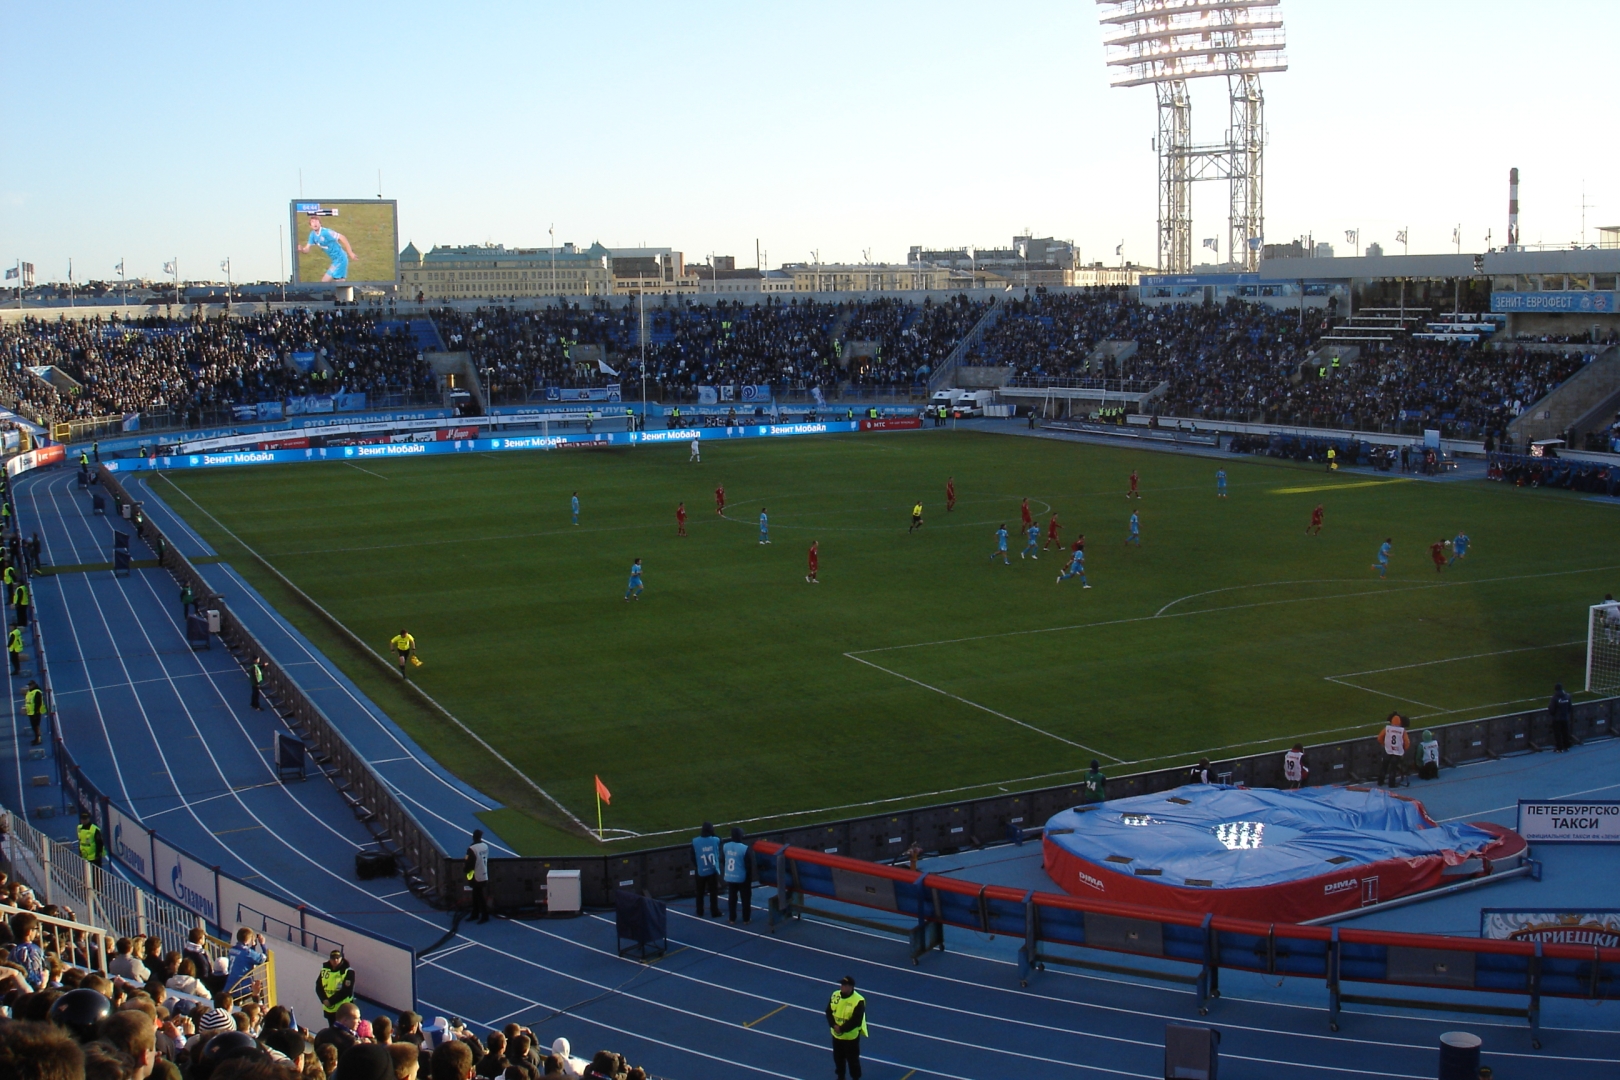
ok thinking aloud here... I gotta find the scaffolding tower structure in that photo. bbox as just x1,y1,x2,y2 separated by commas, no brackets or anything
1097,0,1287,274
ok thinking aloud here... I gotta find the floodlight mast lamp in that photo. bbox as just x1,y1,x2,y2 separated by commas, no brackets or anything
1097,0,1287,274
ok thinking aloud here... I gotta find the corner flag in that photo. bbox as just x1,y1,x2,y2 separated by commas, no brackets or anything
594,775,612,805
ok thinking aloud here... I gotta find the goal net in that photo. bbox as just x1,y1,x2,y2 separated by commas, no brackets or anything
1588,602,1620,693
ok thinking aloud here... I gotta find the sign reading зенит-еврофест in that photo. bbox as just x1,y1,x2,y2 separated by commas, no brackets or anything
1516,800,1620,843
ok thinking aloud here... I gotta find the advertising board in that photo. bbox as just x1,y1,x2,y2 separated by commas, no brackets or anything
290,200,398,286
1516,799,1620,843
1481,909,1620,947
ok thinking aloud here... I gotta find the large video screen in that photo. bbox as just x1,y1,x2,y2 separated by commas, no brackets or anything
290,199,398,286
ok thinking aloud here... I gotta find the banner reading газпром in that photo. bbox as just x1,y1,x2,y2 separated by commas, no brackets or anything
1517,800,1620,843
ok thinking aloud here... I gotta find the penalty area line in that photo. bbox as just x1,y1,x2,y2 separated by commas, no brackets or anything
842,652,1120,763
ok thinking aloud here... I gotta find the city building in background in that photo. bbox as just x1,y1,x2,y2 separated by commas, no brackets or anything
397,241,613,299
909,236,1141,288
610,248,700,295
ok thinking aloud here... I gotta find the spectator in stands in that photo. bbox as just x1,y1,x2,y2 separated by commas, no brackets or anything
315,1003,361,1057
428,1039,472,1080
318,1044,340,1078
548,1039,585,1080
182,929,212,988
11,911,48,990
98,1009,158,1080
0,1018,85,1080
332,1044,394,1080
109,937,152,985
393,1014,424,1050
224,929,267,1000
475,1034,504,1079
388,1043,418,1080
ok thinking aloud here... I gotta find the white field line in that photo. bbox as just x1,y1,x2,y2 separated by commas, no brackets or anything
157,472,596,838
1328,640,1585,680
344,462,389,480
850,564,1620,657
843,651,1119,762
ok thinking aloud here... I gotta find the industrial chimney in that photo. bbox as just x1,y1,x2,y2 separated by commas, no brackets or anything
1508,168,1520,250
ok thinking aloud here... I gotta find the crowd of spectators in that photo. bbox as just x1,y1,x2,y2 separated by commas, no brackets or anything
0,909,644,1080
969,290,1599,438
0,294,1607,439
0,311,437,426
433,294,987,403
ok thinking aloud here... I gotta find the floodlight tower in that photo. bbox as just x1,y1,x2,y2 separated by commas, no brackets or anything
1097,0,1287,273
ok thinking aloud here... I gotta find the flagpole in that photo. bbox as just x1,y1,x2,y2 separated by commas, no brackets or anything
596,790,603,840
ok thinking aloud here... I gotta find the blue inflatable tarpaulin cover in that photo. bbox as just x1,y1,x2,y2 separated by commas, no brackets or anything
1047,785,1495,890
1041,784,1524,921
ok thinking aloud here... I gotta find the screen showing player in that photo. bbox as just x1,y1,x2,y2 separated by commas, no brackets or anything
290,200,398,285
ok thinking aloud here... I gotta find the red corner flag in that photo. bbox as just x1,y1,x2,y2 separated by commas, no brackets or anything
594,775,612,806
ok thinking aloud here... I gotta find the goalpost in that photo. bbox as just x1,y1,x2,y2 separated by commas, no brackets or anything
1587,602,1620,693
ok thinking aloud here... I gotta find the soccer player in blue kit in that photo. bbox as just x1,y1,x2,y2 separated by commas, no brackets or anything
989,524,1010,565
297,214,358,282
1215,468,1227,498
1126,510,1141,546
571,491,580,525
1372,537,1392,578
1057,542,1089,588
1021,522,1040,560
1448,531,1470,565
624,558,644,601
758,508,770,544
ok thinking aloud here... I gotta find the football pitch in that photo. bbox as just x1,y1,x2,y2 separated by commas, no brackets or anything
156,430,1619,854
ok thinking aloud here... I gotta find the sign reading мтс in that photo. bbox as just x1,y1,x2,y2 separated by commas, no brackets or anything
1516,800,1620,843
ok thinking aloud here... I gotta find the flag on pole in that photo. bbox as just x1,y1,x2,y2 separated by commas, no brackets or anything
3,268,15,281
597,359,619,377
1395,229,1408,245
595,775,612,805
1203,238,1218,250
163,260,176,275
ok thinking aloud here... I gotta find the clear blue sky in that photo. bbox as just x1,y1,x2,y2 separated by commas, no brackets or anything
3,0,1617,283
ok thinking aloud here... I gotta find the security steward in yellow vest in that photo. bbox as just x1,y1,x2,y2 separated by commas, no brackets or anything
8,626,22,676
249,657,265,711
77,812,105,865
11,581,27,629
316,948,356,1024
24,680,45,745
826,975,868,1080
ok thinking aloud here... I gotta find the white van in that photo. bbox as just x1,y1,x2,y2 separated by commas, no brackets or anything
954,390,995,416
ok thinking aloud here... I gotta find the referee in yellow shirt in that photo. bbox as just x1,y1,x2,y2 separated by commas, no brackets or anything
389,629,416,676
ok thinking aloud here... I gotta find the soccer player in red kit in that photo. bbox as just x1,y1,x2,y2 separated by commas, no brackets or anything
1043,513,1062,550
715,485,726,515
1430,538,1447,572
1307,503,1324,536
945,476,956,512
1020,498,1032,529
806,540,819,584
676,502,687,537
1127,471,1140,499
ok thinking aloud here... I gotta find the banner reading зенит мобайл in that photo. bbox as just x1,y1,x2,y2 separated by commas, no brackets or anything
1516,800,1620,843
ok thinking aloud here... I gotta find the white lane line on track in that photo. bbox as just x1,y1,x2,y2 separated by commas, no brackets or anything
138,476,516,844
419,941,1143,1079
843,651,1120,763
637,907,1619,1061
153,473,586,840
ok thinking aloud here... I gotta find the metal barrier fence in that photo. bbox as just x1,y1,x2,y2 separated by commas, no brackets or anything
96,464,453,903
753,840,1618,1048
464,697,1617,910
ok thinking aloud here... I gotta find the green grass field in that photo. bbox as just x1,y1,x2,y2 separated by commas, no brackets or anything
157,431,1620,854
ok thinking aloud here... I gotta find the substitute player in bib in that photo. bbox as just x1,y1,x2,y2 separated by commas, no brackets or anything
945,476,956,512
989,524,1010,565
1283,744,1308,789
908,501,923,534
624,558,644,601
1021,522,1040,560
1372,537,1392,577
1307,503,1324,536
806,540,819,584
676,502,687,537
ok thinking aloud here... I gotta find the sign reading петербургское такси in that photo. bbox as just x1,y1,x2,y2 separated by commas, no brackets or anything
1516,800,1620,843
